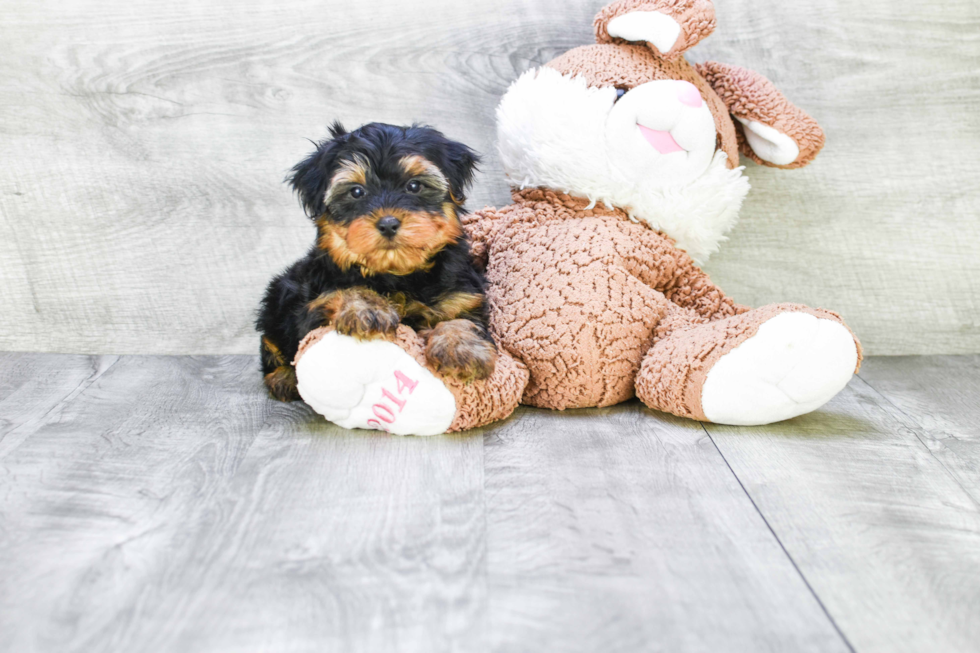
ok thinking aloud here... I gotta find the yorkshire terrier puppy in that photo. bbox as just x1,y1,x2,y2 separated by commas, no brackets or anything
256,122,495,402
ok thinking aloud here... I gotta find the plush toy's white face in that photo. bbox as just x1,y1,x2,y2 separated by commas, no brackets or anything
606,78,719,186
496,67,750,263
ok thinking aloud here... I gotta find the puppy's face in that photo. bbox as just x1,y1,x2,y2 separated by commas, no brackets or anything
320,153,462,276
289,122,479,276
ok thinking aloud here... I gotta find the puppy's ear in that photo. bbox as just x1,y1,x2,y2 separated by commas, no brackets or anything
423,132,479,205
443,140,480,204
441,139,480,205
287,125,346,218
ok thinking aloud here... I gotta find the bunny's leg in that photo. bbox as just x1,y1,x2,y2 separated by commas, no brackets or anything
635,302,861,425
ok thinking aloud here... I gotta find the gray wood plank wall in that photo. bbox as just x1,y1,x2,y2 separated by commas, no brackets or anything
1,0,978,355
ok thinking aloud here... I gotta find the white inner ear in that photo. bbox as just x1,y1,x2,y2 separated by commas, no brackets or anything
736,117,801,166
606,11,682,54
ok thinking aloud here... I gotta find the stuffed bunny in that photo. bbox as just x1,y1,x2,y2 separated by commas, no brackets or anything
461,0,861,425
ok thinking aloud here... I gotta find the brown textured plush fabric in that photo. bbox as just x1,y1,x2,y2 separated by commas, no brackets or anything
697,61,826,169
594,0,717,60
466,189,862,417
294,325,528,433
391,326,528,431
546,44,740,169
455,0,854,422
465,189,746,410
635,303,863,421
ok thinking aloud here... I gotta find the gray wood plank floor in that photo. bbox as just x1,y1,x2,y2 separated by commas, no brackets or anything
1,353,979,652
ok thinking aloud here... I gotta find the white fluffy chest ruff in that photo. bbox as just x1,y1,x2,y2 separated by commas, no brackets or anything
496,67,751,264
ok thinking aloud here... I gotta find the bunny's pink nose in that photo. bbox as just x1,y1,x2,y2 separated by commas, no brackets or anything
677,81,702,108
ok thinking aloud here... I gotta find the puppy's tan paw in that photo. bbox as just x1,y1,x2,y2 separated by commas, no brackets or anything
265,365,300,402
309,288,399,340
424,319,497,383
334,293,400,340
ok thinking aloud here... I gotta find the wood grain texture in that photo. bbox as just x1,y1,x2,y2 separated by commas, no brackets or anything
4,352,980,651
695,0,980,356
0,0,977,355
0,0,592,356
704,378,980,653
0,353,486,653
859,355,980,504
483,404,849,653
0,352,118,458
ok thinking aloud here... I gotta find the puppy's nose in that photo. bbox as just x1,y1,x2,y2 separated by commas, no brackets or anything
376,215,401,238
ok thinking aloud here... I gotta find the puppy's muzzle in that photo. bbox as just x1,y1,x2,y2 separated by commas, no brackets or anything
376,215,401,239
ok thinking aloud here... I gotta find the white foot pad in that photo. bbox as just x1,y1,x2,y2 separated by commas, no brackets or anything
295,331,456,436
701,313,858,426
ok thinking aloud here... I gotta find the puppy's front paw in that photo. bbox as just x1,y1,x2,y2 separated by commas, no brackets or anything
334,290,400,340
424,319,497,383
264,365,300,402
307,288,399,340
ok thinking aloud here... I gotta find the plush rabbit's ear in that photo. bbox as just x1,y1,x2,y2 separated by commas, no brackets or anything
697,62,826,169
594,0,716,60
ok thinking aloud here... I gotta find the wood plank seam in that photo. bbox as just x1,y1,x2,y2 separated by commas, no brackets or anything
854,372,980,512
0,355,120,461
698,422,858,653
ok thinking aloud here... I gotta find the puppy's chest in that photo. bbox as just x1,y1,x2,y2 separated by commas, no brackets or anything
340,276,447,323
367,276,442,305
310,265,432,300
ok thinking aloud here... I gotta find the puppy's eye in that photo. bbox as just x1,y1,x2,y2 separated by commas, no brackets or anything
406,180,422,194
614,87,628,102
349,186,365,199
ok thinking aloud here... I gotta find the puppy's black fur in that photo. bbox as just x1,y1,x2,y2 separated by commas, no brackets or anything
256,122,492,401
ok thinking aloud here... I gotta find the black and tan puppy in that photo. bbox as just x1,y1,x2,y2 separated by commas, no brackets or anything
256,122,495,402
